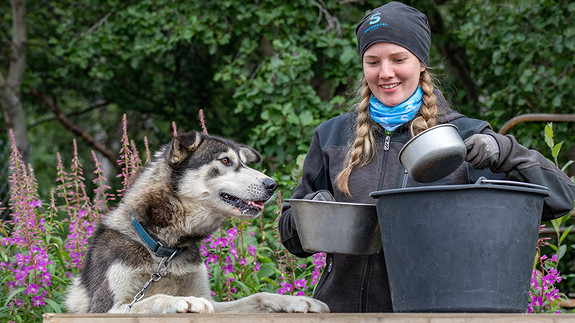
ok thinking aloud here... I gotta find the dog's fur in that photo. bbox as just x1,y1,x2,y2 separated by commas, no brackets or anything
65,131,329,314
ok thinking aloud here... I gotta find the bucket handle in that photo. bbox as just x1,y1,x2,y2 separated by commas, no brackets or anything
475,176,549,192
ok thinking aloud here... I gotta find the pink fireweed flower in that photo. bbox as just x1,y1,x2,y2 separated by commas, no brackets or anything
65,209,95,270
32,294,47,307
311,253,326,285
26,284,39,295
4,131,52,311
277,281,293,295
529,235,563,313
229,247,239,260
222,257,234,275
200,244,209,257
247,244,257,256
294,278,307,290
27,200,42,208
226,226,238,240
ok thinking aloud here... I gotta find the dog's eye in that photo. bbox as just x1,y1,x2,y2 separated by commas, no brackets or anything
220,157,232,166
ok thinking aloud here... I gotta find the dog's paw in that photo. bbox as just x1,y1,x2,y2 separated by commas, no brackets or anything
126,294,215,314
174,296,214,313
283,296,329,313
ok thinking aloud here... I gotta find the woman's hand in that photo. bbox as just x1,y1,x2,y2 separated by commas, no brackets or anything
464,134,500,170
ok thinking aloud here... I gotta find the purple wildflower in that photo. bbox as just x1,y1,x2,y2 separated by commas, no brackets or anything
277,281,293,295
247,244,257,256
529,234,564,313
3,130,52,311
311,253,326,285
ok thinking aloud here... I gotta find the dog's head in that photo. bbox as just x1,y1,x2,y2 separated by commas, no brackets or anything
166,131,277,220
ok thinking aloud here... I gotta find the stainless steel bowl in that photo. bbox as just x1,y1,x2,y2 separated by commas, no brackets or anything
286,199,382,255
399,124,466,183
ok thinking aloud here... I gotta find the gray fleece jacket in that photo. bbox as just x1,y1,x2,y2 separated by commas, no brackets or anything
279,94,575,313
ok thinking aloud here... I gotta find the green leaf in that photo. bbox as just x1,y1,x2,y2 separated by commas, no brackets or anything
559,225,573,244
552,141,563,159
3,287,26,307
544,123,554,149
551,95,562,107
558,244,567,261
44,298,64,313
339,47,357,65
299,110,314,126
261,277,279,287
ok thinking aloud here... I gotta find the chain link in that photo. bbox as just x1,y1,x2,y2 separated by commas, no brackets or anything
124,250,178,313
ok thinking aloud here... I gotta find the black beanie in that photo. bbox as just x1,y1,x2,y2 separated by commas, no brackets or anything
355,2,431,66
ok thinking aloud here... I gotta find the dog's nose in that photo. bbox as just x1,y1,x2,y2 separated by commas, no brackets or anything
263,177,278,192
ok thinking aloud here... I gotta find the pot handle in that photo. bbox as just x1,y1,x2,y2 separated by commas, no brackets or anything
474,176,549,191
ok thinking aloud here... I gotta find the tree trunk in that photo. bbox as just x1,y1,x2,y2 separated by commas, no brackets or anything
1,0,29,164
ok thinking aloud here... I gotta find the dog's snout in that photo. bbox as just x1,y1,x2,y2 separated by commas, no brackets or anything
263,178,278,192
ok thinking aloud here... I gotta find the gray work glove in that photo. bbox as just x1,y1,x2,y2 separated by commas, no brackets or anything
464,134,500,170
304,190,335,202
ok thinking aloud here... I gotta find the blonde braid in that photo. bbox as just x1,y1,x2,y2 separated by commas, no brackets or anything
336,79,374,196
410,70,438,136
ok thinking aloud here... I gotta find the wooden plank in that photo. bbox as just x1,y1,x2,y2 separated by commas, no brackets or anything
42,313,575,323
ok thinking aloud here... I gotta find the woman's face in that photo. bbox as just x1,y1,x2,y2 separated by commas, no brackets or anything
363,42,425,107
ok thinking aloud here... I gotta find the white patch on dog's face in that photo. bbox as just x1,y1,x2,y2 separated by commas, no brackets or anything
176,148,276,221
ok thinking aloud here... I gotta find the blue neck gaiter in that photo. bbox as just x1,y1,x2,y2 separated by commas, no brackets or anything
369,86,423,131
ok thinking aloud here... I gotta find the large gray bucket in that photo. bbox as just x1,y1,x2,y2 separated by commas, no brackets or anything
370,178,549,313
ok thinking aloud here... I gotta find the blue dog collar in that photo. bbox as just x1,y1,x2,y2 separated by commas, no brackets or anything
130,212,182,258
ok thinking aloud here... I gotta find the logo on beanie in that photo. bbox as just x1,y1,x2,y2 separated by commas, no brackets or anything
365,12,387,34
369,12,381,25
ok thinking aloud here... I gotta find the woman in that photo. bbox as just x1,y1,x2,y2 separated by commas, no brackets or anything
278,1,575,313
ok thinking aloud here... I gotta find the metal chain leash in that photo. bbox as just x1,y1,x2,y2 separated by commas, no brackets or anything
124,250,178,313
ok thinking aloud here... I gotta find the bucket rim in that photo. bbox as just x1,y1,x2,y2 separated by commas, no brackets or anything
286,198,375,208
369,179,550,199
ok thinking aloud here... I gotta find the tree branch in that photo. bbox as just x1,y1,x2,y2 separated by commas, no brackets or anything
29,87,120,170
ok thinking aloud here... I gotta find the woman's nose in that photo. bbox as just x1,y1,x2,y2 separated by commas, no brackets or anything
379,62,393,79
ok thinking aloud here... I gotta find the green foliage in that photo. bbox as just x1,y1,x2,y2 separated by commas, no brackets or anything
4,0,375,191
448,0,575,123
541,123,575,300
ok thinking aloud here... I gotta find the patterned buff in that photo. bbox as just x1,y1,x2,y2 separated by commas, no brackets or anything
369,86,423,131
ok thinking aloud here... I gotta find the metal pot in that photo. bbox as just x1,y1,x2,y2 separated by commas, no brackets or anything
399,124,466,183
286,199,382,255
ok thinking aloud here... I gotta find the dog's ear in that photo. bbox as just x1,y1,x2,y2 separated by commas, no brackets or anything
168,132,202,165
239,145,261,164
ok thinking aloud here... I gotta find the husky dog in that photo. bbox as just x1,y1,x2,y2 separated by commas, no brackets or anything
66,131,329,314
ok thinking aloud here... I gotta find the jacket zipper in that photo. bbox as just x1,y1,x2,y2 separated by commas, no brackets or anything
377,134,391,190
359,255,374,312
359,134,391,311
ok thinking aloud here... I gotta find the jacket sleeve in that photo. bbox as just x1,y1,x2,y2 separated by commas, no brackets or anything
481,127,575,221
278,129,332,258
